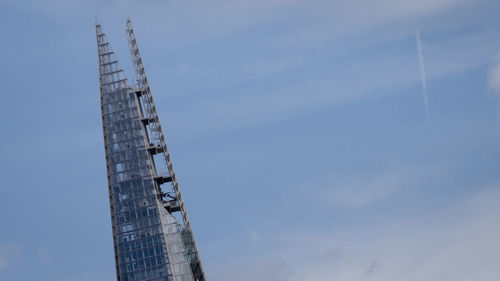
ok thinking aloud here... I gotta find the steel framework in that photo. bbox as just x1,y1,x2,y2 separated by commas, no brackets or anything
96,18,206,281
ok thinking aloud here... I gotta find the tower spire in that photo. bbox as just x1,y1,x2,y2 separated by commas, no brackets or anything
96,22,128,94
125,18,207,281
96,19,207,281
125,18,149,89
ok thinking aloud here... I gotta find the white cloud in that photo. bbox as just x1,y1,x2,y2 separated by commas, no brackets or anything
318,172,408,208
247,228,261,242
209,186,500,281
488,51,500,125
286,164,444,209
34,0,85,14
110,0,474,45
158,27,498,138
488,52,500,95
213,256,291,281
0,242,22,271
37,247,51,265
2,0,87,16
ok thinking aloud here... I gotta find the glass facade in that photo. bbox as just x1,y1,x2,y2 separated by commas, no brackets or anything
97,21,204,281
103,87,172,281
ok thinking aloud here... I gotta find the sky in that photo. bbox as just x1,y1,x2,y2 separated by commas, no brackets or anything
0,0,500,280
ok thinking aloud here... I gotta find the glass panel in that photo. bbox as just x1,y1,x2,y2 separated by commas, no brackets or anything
102,88,173,280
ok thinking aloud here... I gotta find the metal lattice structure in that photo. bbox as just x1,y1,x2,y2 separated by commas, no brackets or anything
96,18,206,281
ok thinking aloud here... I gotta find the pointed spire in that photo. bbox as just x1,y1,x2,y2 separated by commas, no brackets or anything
125,17,208,281
125,17,148,90
96,22,128,94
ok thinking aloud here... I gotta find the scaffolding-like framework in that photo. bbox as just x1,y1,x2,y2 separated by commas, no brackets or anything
96,18,206,281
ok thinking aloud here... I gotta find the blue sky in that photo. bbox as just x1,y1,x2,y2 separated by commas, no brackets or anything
1,0,500,280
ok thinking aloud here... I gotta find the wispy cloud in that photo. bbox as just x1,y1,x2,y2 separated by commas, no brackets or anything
157,28,499,138
37,247,51,265
210,186,500,281
288,164,443,209
247,228,261,242
417,30,430,121
109,0,471,45
318,172,409,208
488,50,500,125
0,242,22,271
2,0,87,16
488,53,500,93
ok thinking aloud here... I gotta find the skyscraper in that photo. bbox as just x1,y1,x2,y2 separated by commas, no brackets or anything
96,18,206,281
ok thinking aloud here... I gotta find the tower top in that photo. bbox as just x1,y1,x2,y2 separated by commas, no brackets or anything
96,22,128,94
125,17,150,90
96,18,207,281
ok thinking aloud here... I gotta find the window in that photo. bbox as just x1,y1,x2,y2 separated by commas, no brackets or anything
122,223,133,232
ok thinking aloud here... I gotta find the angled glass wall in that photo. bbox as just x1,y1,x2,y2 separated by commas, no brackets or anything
97,21,203,281
102,87,173,281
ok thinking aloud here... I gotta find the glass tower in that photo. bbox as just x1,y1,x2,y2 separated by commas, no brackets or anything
96,19,206,281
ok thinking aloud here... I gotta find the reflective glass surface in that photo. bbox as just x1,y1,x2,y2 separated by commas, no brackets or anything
102,87,171,281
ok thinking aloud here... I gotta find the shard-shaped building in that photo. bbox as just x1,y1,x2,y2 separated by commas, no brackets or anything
96,19,206,281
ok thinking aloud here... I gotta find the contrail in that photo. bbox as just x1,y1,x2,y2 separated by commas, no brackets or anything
416,30,429,121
